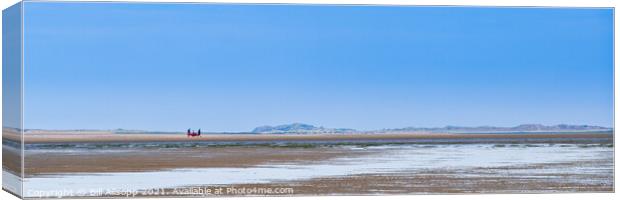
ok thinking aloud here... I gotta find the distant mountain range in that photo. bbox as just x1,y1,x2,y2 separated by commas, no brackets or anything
251,123,612,134
383,124,612,133
251,123,356,134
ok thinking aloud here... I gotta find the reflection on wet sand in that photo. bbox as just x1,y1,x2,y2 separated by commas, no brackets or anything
20,139,613,197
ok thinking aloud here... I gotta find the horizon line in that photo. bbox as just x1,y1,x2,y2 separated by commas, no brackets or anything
14,123,615,133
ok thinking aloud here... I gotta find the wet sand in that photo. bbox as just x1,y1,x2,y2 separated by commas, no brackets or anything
7,130,613,143
20,132,613,176
80,155,612,197
24,146,369,176
2,146,21,175
9,131,614,197
213,159,613,195
2,128,22,175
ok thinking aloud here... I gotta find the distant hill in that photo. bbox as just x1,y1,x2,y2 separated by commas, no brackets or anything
382,124,612,133
251,123,612,134
251,123,356,134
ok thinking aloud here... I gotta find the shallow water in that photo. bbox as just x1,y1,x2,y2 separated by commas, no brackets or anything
22,143,612,197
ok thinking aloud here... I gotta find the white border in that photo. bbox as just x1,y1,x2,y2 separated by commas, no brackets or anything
13,0,620,7
0,1,617,200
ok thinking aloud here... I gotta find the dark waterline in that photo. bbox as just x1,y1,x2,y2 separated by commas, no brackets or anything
21,136,613,150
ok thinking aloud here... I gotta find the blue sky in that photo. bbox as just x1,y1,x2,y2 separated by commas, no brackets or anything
23,3,613,132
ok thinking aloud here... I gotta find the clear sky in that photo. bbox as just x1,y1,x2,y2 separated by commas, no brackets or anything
22,2,613,132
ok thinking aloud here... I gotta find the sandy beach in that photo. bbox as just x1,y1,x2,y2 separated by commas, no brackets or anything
214,159,613,195
3,130,613,144
23,146,370,176
5,131,613,197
